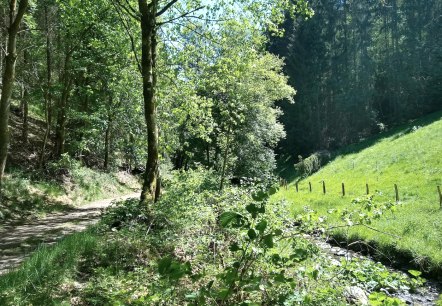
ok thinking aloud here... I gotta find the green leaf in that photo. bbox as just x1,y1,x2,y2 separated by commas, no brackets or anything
273,272,286,282
158,257,191,280
408,270,422,277
252,190,268,202
268,186,278,195
158,257,172,275
224,270,239,284
255,220,267,233
248,229,258,240
290,248,309,262
246,203,258,218
309,269,319,280
263,234,274,248
274,229,283,236
185,293,198,300
217,288,230,299
229,242,241,252
220,212,243,228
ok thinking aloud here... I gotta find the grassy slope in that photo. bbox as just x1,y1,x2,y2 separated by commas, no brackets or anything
0,107,140,222
273,111,442,272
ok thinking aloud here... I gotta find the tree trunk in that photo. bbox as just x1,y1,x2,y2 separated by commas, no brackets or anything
219,125,232,191
104,100,112,170
54,49,73,158
39,6,52,167
104,123,110,170
21,48,29,143
138,0,160,204
0,0,29,193
206,143,210,167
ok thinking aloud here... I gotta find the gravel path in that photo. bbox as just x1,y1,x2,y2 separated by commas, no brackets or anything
0,193,139,275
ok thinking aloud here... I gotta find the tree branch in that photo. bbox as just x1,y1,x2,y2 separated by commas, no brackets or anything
115,0,141,21
9,0,29,36
156,0,178,17
169,20,221,46
157,6,205,26
112,0,142,73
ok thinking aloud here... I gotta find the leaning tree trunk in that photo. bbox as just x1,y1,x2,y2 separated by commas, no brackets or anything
0,0,29,193
138,0,160,204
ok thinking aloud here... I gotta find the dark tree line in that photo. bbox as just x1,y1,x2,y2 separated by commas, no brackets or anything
269,0,442,158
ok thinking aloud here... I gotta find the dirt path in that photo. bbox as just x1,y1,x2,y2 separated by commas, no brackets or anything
0,193,139,275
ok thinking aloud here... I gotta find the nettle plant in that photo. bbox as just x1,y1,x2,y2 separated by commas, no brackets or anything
155,187,425,305
157,186,318,305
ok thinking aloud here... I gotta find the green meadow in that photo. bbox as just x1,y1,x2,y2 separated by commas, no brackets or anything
273,112,442,273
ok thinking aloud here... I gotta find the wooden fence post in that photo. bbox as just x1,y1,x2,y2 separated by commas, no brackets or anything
366,183,369,195
438,186,442,209
295,181,298,193
322,181,326,194
342,182,345,196
394,184,399,202
309,182,312,192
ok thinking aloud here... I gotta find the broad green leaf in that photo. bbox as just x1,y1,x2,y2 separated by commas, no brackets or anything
274,229,283,236
408,270,422,277
255,220,267,233
229,242,241,252
252,191,268,202
248,229,258,240
220,212,243,228
263,234,274,248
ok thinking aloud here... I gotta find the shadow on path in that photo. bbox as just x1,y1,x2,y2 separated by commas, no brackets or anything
0,193,139,275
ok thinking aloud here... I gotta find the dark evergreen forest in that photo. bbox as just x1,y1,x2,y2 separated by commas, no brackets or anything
269,0,442,158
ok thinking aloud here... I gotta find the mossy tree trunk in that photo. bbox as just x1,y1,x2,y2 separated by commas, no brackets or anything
138,0,160,204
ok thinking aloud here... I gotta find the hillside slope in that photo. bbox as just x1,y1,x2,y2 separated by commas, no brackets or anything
273,111,442,274
0,108,140,222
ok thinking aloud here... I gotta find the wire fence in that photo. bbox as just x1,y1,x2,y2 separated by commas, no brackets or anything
279,178,442,209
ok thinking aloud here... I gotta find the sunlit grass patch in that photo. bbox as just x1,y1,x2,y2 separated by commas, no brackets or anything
273,111,442,274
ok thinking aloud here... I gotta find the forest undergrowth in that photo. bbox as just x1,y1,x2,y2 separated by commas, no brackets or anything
0,169,436,305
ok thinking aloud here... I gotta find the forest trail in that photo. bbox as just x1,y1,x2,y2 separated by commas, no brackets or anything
0,193,139,275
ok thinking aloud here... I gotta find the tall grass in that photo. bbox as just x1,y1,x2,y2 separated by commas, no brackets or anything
0,230,99,305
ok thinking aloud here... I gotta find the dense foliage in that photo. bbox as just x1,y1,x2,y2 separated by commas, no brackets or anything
0,0,312,193
0,170,427,305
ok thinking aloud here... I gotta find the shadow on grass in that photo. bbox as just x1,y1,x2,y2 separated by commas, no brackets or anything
0,179,75,223
330,230,442,281
335,111,442,157
278,110,442,183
